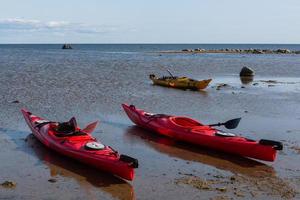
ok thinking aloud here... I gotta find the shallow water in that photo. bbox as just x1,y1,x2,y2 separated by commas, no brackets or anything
0,44,300,199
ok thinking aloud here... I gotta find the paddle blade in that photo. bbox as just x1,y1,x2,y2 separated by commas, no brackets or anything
82,121,99,134
69,117,77,128
224,118,241,129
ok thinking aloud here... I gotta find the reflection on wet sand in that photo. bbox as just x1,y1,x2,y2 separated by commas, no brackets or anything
26,134,135,200
151,84,209,96
240,76,254,84
124,127,298,198
124,126,275,177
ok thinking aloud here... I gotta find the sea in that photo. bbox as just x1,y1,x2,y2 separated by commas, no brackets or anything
0,44,300,199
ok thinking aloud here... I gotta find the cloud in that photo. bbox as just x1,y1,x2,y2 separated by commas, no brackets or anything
0,18,117,34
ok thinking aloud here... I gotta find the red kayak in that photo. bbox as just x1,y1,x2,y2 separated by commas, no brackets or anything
122,104,283,162
21,109,138,181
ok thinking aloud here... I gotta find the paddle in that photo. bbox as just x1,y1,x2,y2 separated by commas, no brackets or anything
208,118,241,129
161,65,175,78
166,69,175,78
81,121,99,134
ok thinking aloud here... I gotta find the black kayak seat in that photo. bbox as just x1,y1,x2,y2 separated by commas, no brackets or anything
55,117,85,137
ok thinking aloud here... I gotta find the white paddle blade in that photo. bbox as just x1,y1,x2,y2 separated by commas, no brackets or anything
82,121,99,134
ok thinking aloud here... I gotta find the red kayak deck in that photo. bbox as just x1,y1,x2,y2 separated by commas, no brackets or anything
122,104,282,162
21,109,138,181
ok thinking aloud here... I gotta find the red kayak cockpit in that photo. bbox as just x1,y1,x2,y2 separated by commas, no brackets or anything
169,116,202,128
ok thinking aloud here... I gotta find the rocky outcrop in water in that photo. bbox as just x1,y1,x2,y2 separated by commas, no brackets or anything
159,48,300,54
1,181,16,188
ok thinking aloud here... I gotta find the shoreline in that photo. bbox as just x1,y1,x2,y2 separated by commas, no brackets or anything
159,48,300,54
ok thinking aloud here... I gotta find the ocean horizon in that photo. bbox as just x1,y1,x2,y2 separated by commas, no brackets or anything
1,43,300,52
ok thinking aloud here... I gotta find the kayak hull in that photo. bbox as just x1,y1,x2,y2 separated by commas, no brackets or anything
149,75,212,90
122,104,280,162
21,109,137,181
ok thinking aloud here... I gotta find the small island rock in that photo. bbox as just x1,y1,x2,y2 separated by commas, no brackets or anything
62,44,72,49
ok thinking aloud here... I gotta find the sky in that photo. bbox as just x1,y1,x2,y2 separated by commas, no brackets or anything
0,0,300,43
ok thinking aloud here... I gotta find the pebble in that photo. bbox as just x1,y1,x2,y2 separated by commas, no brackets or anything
234,191,245,197
1,181,16,188
216,187,227,192
48,178,57,183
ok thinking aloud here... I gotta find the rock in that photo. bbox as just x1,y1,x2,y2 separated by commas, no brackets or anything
62,44,72,49
210,196,230,200
216,187,227,192
250,191,257,197
244,48,254,53
290,146,300,154
240,66,255,77
182,49,193,52
253,49,263,54
213,175,224,179
261,80,277,83
216,83,228,90
194,48,205,52
263,49,273,53
276,49,290,54
175,176,213,190
295,51,300,54
48,178,57,183
234,191,245,197
1,181,16,188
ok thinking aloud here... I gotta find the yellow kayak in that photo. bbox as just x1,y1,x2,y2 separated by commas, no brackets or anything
149,74,212,90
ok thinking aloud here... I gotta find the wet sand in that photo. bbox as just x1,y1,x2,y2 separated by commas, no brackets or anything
1,47,300,199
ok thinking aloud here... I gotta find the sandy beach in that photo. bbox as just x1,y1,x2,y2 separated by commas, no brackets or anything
0,44,300,199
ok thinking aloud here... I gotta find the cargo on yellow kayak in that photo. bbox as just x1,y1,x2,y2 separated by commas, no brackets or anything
149,74,212,90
